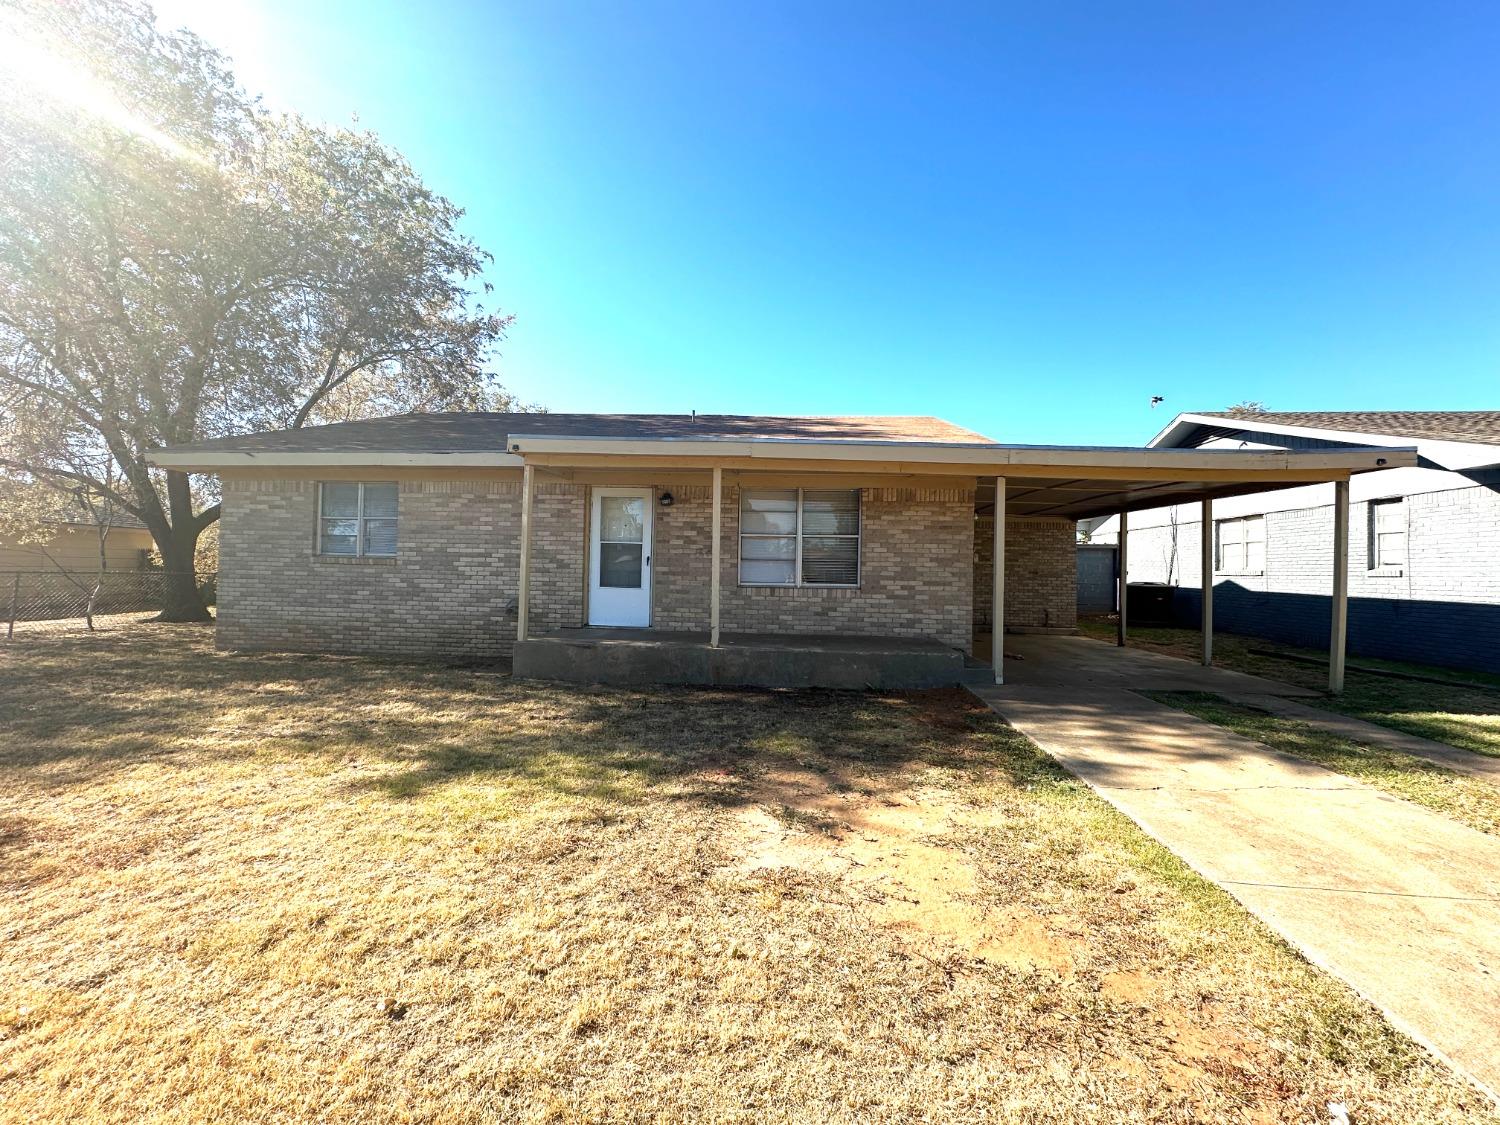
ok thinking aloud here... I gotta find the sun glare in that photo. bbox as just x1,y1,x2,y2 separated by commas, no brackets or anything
0,12,202,164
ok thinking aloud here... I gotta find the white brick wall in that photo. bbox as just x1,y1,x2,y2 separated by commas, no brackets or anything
1118,483,1500,671
1122,484,1500,605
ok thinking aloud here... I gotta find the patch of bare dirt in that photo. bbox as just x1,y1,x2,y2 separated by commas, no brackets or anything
729,765,1279,1098
733,768,1075,975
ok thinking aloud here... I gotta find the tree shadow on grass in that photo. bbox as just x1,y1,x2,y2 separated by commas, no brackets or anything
349,685,1053,811
0,630,1060,809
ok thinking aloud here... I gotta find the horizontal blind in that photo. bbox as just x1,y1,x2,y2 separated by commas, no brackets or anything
740,488,860,586
800,490,859,585
319,482,398,557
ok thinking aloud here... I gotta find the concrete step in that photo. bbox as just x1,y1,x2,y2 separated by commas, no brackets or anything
515,633,970,690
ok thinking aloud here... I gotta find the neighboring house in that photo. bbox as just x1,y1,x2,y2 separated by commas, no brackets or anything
0,494,157,623
1088,410,1500,674
0,501,154,574
149,412,1407,688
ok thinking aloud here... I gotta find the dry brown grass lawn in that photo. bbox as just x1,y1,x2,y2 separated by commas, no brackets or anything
1,628,1493,1124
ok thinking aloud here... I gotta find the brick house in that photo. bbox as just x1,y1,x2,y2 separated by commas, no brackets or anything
151,412,1407,689
1087,410,1500,675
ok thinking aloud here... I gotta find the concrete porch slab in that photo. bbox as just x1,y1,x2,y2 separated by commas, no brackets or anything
513,629,968,689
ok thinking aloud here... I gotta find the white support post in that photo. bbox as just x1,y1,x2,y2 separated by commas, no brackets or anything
1200,498,1214,666
710,466,722,648
517,462,533,644
993,476,1006,685
1116,509,1128,647
1330,478,1350,694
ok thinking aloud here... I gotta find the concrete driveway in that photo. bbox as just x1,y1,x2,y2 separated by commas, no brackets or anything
972,635,1500,1101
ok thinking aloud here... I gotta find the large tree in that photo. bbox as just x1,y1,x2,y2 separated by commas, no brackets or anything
0,0,517,619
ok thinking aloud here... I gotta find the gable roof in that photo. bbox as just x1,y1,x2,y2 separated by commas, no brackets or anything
1189,410,1500,446
153,412,998,457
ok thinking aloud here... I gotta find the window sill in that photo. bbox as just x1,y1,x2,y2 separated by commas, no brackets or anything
314,555,398,566
1366,567,1405,578
738,583,861,593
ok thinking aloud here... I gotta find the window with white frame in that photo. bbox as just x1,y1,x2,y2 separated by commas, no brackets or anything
739,489,860,586
1368,497,1407,569
319,482,398,557
1215,515,1265,574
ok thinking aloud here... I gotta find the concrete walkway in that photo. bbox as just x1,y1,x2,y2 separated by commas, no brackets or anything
972,636,1500,1101
1224,692,1500,787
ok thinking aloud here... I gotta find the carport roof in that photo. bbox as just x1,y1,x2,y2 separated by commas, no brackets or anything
972,471,1366,521
505,433,1416,521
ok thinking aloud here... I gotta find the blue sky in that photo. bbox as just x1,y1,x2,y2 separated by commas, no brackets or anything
153,1,1500,444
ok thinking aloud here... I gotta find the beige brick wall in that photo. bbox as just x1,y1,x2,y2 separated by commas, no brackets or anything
655,484,975,652
218,477,523,659
974,516,1078,631
651,485,714,630
529,483,587,634
219,476,1075,660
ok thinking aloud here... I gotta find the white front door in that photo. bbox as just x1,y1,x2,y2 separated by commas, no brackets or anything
588,488,653,627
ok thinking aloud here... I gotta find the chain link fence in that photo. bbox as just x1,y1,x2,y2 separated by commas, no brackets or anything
1,570,216,638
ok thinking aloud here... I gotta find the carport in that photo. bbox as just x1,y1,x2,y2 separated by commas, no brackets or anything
972,444,1417,692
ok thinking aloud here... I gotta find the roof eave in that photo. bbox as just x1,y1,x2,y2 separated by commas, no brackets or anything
1147,411,1207,448
1150,412,1500,455
147,450,525,471
510,434,1416,472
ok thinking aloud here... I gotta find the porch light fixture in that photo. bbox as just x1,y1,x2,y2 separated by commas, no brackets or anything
658,491,675,507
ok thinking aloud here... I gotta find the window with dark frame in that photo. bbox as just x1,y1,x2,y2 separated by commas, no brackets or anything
739,489,860,587
319,482,398,557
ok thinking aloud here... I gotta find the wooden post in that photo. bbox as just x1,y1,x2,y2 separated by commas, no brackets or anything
1200,498,1214,666
1330,478,1350,694
1116,509,1129,647
517,463,534,644
6,573,18,640
710,466,722,648
993,476,1006,685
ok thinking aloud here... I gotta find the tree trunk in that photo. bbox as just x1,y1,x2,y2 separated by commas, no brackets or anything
158,566,210,622
156,525,211,623
84,580,101,631
142,468,213,624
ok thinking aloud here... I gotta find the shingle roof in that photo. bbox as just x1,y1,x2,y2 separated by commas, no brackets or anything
1,482,149,528
1199,410,1500,446
157,413,998,455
